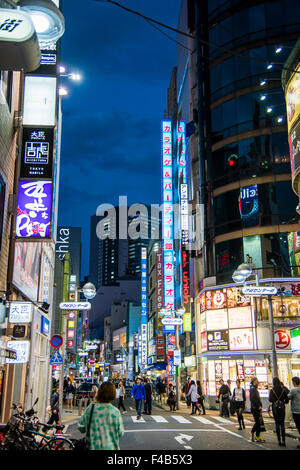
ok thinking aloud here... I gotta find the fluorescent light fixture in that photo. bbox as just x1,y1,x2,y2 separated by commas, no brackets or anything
275,47,282,53
58,87,68,96
260,80,266,86
59,65,66,73
19,0,65,45
277,117,283,123
267,64,273,69
260,95,267,101
267,107,273,113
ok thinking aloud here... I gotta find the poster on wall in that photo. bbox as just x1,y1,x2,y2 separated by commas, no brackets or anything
206,309,228,331
201,331,207,352
227,287,250,308
229,328,254,351
206,289,227,310
243,235,262,271
20,127,54,179
228,306,252,329
13,242,41,301
199,292,206,312
207,330,229,351
16,180,52,238
238,185,259,227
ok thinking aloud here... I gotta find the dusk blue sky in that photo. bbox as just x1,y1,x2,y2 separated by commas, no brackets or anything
58,0,182,279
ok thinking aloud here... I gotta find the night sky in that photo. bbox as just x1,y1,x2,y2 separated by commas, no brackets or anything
58,0,182,278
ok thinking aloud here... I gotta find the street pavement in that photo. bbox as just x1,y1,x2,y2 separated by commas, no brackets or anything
62,398,300,451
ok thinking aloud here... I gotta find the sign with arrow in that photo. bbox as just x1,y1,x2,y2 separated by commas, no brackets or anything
174,433,193,449
50,350,63,365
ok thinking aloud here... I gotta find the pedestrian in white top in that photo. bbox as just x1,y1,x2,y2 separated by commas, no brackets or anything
232,379,246,430
187,380,201,415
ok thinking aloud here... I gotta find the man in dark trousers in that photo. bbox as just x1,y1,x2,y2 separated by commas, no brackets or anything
143,378,153,415
184,378,192,408
131,377,146,420
218,379,231,417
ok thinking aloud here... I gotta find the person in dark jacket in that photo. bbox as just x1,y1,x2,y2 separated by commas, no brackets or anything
167,384,176,411
218,380,231,417
43,386,60,432
157,379,167,405
66,379,75,413
197,380,206,415
184,378,192,408
250,377,265,442
143,378,153,415
269,377,289,447
232,379,246,430
131,377,146,420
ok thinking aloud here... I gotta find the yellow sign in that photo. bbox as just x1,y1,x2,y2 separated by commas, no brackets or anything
285,63,300,133
68,320,75,328
183,312,192,332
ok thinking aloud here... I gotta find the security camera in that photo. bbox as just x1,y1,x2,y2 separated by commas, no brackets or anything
296,203,300,215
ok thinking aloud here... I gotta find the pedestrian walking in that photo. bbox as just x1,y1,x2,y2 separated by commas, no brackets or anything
131,377,146,420
288,376,300,449
77,381,124,450
217,379,231,417
43,386,60,432
250,377,265,443
66,379,75,413
232,379,246,430
269,377,289,447
143,378,153,415
196,380,206,415
117,380,127,414
157,379,167,405
187,380,201,415
184,378,192,408
167,384,176,411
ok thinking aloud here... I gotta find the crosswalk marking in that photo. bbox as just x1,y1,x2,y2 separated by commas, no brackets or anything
170,415,191,424
211,416,232,424
131,416,145,423
151,415,168,423
192,416,214,425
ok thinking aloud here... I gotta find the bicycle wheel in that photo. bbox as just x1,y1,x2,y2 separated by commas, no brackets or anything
48,437,75,450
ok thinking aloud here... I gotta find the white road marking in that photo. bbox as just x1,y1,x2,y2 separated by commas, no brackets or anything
151,415,168,423
131,416,145,423
124,428,224,433
192,416,214,425
174,433,194,449
211,416,232,424
171,415,192,424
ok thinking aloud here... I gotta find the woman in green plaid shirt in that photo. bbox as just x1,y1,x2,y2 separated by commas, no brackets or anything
78,382,124,450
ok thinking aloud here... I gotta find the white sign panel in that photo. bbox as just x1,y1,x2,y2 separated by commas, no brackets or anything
228,306,252,329
174,349,181,366
206,309,228,331
0,9,35,42
229,328,255,351
6,341,30,364
242,286,278,296
161,318,183,326
9,302,32,323
23,76,57,126
60,302,91,310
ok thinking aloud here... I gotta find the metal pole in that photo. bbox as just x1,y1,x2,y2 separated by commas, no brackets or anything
58,311,67,420
268,295,279,378
175,324,180,411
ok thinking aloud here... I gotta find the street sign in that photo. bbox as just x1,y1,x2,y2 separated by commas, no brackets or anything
89,358,95,365
241,286,278,296
50,350,63,365
161,318,183,326
50,335,63,348
59,302,91,310
174,349,181,366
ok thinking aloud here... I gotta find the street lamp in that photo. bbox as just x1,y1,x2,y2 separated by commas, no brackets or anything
232,263,278,377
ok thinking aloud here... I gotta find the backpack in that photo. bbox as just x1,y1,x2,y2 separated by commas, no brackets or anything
273,388,285,411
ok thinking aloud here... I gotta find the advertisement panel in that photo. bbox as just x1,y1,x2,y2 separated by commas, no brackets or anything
9,302,32,323
201,332,207,352
206,289,227,310
227,287,250,308
275,329,291,350
13,242,41,301
291,327,300,352
285,64,300,133
238,185,259,227
289,120,300,180
182,249,191,315
141,248,147,366
23,76,57,126
156,335,165,356
207,330,229,351
6,341,30,364
228,306,252,329
156,248,163,333
183,312,192,332
16,180,52,238
206,309,228,331
20,127,54,179
229,328,254,351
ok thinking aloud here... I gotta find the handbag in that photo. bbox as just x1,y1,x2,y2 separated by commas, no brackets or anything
259,414,266,432
74,403,95,450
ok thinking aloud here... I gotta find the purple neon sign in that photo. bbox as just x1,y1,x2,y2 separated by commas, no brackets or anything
16,180,52,238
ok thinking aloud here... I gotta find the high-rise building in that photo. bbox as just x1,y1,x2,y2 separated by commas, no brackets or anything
173,0,300,408
55,226,82,283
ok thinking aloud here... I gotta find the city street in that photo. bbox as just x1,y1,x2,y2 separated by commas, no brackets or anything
64,399,300,451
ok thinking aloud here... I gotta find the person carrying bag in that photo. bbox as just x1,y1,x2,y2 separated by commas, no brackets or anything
75,403,95,450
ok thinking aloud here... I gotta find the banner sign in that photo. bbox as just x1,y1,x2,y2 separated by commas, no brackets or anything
156,248,163,333
162,317,183,326
6,340,30,364
207,330,229,351
9,302,32,323
20,127,54,179
183,312,192,332
242,286,278,296
16,180,52,238
141,247,147,366
59,302,91,310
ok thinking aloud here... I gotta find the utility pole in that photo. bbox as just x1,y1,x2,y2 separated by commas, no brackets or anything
175,324,180,411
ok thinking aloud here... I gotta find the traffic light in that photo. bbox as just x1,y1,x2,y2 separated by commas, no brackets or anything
261,160,270,170
227,154,238,168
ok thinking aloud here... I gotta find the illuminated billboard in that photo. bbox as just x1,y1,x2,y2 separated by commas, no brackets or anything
285,64,300,133
23,76,57,126
141,247,147,366
16,180,52,238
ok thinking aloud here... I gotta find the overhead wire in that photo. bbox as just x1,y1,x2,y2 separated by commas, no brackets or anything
94,0,300,74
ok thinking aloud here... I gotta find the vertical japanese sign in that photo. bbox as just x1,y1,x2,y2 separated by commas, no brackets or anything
141,247,147,367
156,248,163,333
162,120,175,331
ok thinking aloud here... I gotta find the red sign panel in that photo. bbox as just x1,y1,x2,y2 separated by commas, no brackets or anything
275,330,291,349
156,335,165,356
